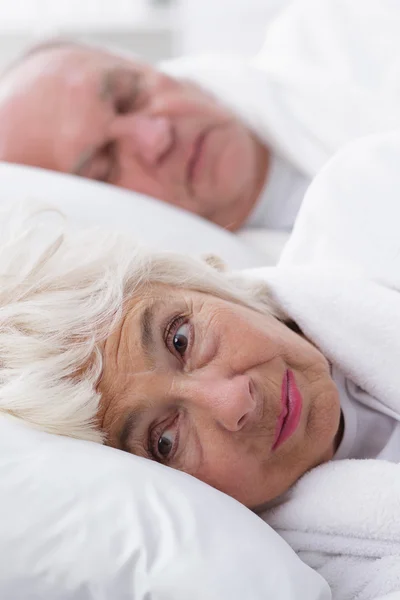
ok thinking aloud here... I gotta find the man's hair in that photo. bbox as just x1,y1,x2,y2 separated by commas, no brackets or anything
0,205,280,444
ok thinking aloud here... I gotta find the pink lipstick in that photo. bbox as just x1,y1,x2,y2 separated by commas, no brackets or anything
272,370,303,451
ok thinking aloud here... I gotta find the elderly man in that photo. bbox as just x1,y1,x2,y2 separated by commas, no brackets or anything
0,41,274,231
0,0,400,231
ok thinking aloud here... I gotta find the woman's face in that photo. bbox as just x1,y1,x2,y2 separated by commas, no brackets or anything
98,284,341,508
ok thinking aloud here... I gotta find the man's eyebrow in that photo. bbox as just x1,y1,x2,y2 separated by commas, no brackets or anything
99,67,141,102
72,69,116,175
73,146,96,175
99,68,115,101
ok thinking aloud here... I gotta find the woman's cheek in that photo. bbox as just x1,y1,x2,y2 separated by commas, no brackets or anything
203,453,259,502
173,413,204,476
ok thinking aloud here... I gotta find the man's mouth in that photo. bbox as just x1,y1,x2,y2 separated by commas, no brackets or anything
272,370,303,451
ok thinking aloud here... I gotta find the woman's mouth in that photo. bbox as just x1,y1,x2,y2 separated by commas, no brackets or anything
272,370,303,451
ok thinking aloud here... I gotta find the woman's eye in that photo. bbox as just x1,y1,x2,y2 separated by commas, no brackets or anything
173,323,190,356
165,317,193,361
150,416,180,463
157,430,175,458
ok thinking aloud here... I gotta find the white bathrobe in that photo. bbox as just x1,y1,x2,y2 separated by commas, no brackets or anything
161,0,400,229
241,129,400,600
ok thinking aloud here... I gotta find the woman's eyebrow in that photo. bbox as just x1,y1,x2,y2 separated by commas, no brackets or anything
140,300,163,358
118,409,144,452
117,300,164,452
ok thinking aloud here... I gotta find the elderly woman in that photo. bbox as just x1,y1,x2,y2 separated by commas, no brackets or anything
1,129,399,511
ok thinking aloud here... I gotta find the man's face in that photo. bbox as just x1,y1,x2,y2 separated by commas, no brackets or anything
0,46,267,229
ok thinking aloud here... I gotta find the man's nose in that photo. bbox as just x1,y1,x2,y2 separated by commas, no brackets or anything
183,374,257,432
111,114,174,166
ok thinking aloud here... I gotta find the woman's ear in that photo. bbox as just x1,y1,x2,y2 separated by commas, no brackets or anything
202,254,227,272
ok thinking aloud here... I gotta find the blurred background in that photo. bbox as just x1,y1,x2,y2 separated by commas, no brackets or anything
0,0,292,69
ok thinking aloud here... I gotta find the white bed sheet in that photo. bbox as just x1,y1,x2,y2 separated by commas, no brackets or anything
238,227,290,264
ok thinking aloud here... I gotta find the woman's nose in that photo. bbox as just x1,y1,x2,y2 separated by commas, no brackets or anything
185,374,257,432
111,114,174,166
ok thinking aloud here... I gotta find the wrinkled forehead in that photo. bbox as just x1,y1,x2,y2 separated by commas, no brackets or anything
4,44,151,93
99,283,175,390
97,284,176,432
0,45,153,168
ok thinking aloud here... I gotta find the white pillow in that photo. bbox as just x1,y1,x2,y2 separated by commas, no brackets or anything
0,415,330,599
0,162,328,598
0,162,267,269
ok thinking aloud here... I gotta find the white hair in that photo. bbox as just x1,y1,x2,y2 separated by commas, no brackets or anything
0,205,280,444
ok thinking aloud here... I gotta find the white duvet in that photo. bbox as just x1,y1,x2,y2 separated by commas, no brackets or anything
245,130,400,600
163,0,400,236
163,0,400,180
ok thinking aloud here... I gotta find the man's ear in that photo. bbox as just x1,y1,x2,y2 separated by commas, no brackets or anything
202,254,227,272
